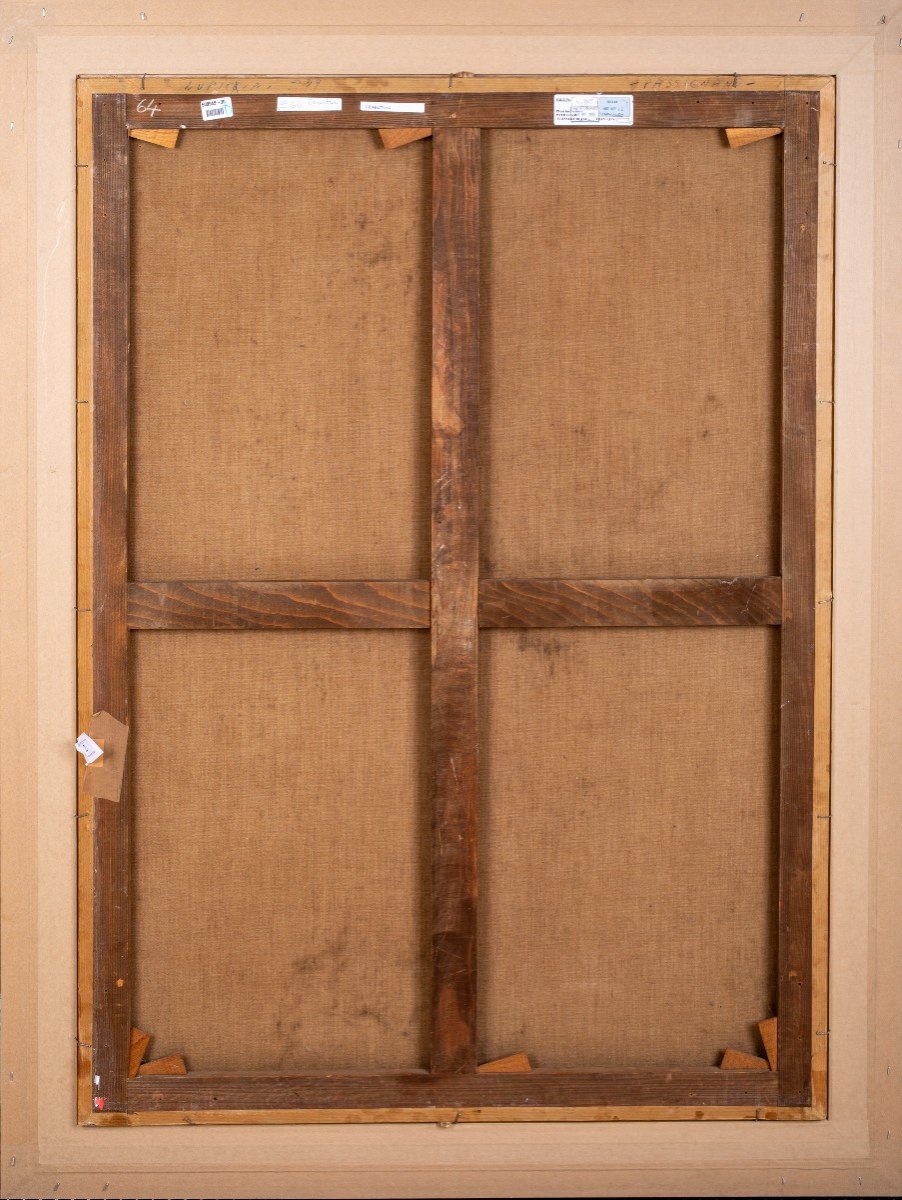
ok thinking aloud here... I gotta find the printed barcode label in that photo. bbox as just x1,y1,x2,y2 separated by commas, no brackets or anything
360,100,426,114
553,93,633,126
200,97,234,121
76,733,104,764
276,96,343,112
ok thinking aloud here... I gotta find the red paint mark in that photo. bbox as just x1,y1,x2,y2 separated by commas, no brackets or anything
95,1096,106,1110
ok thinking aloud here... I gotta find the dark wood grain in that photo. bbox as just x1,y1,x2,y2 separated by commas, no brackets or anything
127,581,430,629
127,1068,778,1111
91,92,131,1113
126,576,781,631
430,126,481,1074
125,91,785,131
479,577,783,628
777,91,819,1108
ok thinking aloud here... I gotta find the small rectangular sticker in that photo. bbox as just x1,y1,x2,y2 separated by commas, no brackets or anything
276,96,343,112
359,100,426,114
553,93,633,127
200,96,233,121
76,733,104,764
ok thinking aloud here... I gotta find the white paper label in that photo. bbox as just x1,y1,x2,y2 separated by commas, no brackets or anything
553,93,633,126
200,97,233,121
359,100,426,114
276,96,343,112
76,733,104,764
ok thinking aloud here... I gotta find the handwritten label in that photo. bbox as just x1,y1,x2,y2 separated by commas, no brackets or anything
76,733,104,764
553,93,633,126
200,97,233,121
276,96,342,112
360,100,426,113
135,97,161,117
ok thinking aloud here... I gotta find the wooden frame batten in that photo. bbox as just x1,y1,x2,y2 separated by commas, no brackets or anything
777,90,820,1108
122,91,786,130
430,125,482,1074
90,92,131,1113
126,1067,779,1112
126,576,783,631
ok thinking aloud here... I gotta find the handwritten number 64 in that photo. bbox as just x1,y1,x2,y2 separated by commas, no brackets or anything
136,97,161,117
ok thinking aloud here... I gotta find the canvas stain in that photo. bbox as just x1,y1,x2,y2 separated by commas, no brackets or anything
355,1005,389,1028
516,631,567,677
292,935,348,975
366,245,394,267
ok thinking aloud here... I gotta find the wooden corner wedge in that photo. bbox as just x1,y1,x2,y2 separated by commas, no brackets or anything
128,128,181,149
725,126,782,149
128,1027,151,1078
758,1017,778,1071
378,127,433,149
719,1048,771,1070
477,1052,532,1073
137,1054,187,1075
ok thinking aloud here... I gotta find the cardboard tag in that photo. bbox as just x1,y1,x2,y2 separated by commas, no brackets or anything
81,711,129,802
